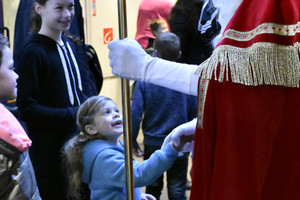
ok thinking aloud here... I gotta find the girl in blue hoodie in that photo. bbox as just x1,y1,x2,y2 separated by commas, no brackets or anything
64,95,194,200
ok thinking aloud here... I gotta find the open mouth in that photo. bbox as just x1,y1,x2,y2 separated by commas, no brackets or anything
112,120,122,127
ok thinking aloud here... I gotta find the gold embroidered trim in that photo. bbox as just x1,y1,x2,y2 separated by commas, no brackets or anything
197,78,209,129
222,22,300,42
195,42,300,87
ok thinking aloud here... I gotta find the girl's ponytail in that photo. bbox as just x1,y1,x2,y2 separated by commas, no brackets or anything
30,0,47,33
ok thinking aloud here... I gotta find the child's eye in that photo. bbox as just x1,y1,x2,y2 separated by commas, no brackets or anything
55,6,63,10
103,109,111,114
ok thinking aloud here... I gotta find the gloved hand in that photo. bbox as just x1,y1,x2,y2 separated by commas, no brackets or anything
162,118,197,155
108,38,199,96
108,38,153,81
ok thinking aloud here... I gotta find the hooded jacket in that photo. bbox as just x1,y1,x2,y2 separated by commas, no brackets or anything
81,139,178,200
17,34,88,148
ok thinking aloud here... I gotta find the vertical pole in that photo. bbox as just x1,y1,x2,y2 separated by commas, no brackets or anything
117,0,134,199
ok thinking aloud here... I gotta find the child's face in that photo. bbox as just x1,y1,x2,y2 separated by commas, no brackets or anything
36,0,74,34
0,46,18,101
92,100,123,143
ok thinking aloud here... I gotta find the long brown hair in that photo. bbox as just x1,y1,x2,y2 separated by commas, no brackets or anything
30,0,47,33
63,96,112,199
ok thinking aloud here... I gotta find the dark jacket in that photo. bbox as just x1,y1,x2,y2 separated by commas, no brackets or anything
16,34,85,142
169,2,214,65
0,138,41,200
131,81,197,147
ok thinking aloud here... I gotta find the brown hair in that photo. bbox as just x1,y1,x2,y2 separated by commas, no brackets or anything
0,34,9,67
153,32,181,61
30,0,48,33
149,19,167,36
63,96,113,199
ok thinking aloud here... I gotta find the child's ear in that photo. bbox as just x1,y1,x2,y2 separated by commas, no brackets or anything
34,2,42,15
152,49,158,57
85,124,98,136
177,50,182,60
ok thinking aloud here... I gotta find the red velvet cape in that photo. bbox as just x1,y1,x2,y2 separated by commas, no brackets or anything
190,0,300,199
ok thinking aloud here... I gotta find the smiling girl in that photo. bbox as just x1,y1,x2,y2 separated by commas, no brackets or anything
16,0,89,199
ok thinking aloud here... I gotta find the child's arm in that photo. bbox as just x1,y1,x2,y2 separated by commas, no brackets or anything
95,143,178,188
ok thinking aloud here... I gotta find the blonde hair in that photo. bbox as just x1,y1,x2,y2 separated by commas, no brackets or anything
63,96,113,199
149,19,167,36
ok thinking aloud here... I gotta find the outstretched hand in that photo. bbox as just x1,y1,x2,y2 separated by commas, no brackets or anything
162,118,197,154
133,143,144,157
171,134,195,152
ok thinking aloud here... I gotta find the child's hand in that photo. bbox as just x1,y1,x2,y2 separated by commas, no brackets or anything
171,134,195,152
133,143,144,157
162,118,196,153
141,193,156,200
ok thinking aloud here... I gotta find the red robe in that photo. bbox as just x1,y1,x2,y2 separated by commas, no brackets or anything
190,0,300,199
190,79,300,200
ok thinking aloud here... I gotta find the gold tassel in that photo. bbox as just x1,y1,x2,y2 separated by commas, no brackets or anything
196,42,300,88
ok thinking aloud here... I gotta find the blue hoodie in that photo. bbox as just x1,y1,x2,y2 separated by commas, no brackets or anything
82,139,178,200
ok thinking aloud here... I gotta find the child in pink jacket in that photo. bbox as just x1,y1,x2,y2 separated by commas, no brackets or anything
0,34,40,200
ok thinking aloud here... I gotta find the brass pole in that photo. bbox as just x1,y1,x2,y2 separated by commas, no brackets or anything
117,0,134,199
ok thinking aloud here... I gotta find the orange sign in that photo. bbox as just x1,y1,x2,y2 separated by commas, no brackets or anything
92,0,96,16
103,28,113,44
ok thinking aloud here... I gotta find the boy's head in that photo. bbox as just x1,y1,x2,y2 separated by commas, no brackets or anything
0,34,18,101
149,19,169,37
153,32,181,61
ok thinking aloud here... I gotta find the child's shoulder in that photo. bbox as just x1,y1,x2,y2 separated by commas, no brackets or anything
83,139,124,155
0,104,31,152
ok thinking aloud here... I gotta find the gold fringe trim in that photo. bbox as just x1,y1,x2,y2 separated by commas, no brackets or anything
195,42,300,88
197,78,210,129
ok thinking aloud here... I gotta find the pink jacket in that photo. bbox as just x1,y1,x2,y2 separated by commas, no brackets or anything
0,104,31,152
135,0,173,49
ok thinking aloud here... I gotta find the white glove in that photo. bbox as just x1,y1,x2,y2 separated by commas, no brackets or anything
108,38,152,81
162,118,197,155
108,38,199,96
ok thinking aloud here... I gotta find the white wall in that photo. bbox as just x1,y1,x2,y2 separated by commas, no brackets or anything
2,0,19,48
